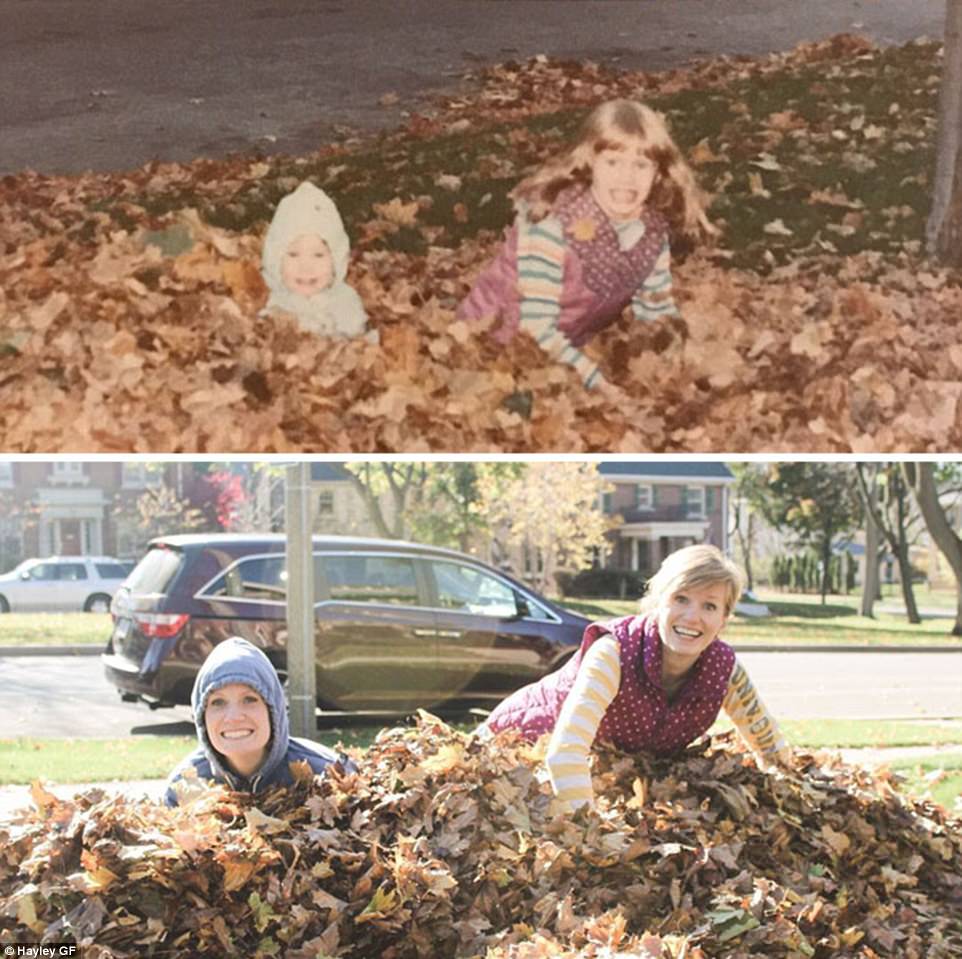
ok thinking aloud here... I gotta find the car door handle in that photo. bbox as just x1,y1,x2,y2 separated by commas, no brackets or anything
412,628,437,637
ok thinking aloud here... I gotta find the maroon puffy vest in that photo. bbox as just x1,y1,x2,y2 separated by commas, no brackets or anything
484,614,735,756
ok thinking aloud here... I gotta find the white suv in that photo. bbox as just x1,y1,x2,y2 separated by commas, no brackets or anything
0,556,132,613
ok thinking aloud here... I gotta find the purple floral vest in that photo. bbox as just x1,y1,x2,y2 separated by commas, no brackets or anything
485,615,736,756
457,187,668,348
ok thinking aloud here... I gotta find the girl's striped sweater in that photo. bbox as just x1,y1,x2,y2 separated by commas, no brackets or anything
544,633,791,810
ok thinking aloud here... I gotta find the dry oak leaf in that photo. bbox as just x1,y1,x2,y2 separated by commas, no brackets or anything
372,197,420,227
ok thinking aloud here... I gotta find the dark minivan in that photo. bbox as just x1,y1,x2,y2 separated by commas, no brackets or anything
102,534,591,715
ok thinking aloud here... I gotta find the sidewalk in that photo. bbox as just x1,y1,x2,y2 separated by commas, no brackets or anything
0,778,166,824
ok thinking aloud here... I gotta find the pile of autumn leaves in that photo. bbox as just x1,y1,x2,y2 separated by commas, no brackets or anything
1,718,961,958
1,37,961,451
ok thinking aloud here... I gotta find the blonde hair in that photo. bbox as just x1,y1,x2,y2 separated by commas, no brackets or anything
639,544,745,617
511,99,715,241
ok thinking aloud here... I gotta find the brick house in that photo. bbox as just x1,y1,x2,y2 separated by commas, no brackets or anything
597,462,735,576
0,461,220,570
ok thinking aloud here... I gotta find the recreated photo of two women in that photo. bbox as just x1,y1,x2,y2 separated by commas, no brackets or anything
1,0,962,957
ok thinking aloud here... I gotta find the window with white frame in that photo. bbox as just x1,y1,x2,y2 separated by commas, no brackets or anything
685,486,706,518
48,462,86,485
635,484,654,510
317,490,335,516
122,463,151,488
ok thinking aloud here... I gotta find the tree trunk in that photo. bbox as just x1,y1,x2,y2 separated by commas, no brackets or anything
929,0,962,264
894,475,921,624
345,464,407,539
858,468,882,617
894,543,921,624
819,536,832,605
733,500,755,592
903,462,962,636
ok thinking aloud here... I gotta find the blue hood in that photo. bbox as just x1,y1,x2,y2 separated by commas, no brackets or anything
191,637,289,787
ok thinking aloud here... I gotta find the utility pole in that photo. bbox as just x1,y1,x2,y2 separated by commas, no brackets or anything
285,463,316,738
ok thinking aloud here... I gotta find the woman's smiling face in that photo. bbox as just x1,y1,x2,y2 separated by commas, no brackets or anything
204,682,271,777
656,580,730,662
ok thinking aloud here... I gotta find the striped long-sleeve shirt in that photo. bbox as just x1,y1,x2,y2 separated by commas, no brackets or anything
544,634,790,810
516,214,678,389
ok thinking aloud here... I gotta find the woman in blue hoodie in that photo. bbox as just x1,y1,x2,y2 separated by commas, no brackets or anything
165,637,344,806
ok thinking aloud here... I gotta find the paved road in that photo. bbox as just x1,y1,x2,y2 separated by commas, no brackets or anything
1,0,946,175
2,649,959,742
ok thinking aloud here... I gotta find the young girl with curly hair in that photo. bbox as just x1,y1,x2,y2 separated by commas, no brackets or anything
458,99,714,389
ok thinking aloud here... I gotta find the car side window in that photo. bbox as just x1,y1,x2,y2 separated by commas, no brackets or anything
430,562,519,618
206,556,288,601
95,563,127,579
26,563,56,581
322,555,420,607
59,564,88,581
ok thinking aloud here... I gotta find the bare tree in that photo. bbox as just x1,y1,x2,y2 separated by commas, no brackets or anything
903,462,962,636
929,0,962,264
854,464,921,623
344,463,421,540
728,463,768,593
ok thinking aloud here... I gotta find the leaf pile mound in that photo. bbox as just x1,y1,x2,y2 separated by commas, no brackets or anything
1,36,960,451
2,719,961,958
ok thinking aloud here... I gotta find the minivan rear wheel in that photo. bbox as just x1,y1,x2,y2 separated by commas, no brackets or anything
84,593,112,613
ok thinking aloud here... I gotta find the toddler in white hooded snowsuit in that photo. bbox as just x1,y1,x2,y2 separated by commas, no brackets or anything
261,181,373,340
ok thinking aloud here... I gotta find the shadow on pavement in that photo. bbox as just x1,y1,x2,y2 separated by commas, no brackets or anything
131,721,194,737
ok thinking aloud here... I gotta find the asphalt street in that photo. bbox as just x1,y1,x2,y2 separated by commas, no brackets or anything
3,648,960,741
1,0,946,175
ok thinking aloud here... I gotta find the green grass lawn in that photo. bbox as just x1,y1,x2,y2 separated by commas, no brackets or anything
890,754,962,812
5,717,961,778
75,37,940,274
561,591,961,646
0,613,110,646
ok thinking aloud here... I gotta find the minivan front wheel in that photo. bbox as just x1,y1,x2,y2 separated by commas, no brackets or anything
84,594,112,613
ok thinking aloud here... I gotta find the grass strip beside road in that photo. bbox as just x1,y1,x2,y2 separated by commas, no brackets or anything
2,595,962,648
85,38,938,272
4,719,961,785
564,594,962,646
0,612,110,646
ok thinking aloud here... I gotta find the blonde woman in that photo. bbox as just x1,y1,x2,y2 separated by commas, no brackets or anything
484,545,792,811
457,99,714,389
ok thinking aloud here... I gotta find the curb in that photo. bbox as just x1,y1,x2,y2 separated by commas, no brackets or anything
732,645,962,653
0,645,102,656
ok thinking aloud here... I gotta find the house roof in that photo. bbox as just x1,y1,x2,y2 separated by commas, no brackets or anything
598,462,734,480
309,463,353,481
308,462,734,483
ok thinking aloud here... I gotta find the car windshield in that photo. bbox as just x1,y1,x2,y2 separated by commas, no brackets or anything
125,546,184,594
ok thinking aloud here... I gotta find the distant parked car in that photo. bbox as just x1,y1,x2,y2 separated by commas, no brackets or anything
102,534,591,715
0,556,131,613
